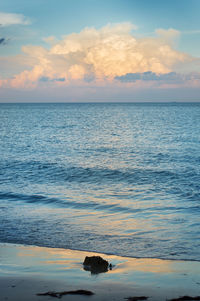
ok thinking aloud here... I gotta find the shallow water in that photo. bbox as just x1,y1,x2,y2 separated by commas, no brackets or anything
0,103,200,260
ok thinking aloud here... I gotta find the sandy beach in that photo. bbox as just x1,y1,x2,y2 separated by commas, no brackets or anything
0,243,200,301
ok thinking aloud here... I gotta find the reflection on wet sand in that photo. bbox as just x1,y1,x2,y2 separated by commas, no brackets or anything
15,243,200,276
1,243,200,301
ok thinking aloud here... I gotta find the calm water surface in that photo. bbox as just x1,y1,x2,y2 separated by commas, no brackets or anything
0,103,200,260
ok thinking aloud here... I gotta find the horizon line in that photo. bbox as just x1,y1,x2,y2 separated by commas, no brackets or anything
0,101,200,104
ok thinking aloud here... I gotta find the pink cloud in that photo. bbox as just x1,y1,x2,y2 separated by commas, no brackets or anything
0,22,200,97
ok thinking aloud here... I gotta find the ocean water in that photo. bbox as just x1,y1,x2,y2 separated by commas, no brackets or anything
0,102,200,261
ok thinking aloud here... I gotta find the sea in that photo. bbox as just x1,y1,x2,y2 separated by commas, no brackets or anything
0,102,199,261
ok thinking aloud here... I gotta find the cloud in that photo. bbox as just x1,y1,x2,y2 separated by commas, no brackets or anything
155,28,180,44
0,53,38,80
1,77,200,103
0,23,197,89
115,71,200,85
43,36,58,45
115,71,181,82
0,12,30,26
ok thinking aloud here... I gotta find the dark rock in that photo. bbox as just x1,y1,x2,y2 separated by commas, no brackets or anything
37,289,94,298
65,290,94,296
37,291,59,298
83,256,109,274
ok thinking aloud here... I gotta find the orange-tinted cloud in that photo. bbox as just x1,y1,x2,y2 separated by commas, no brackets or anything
0,23,198,90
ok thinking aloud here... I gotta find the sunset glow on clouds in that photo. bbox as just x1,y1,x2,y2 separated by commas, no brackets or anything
1,0,200,102
0,23,196,87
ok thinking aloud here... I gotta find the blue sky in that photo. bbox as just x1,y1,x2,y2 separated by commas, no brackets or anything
1,0,200,55
0,0,200,102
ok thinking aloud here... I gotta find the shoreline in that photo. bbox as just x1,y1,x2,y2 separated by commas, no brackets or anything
0,243,200,301
1,242,199,263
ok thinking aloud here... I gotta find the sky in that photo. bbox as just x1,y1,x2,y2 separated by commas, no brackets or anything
0,0,200,102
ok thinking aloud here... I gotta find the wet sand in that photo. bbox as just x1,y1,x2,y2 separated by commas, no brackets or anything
0,243,200,301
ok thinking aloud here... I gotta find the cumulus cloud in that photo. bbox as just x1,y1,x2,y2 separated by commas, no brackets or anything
0,22,198,89
0,12,30,26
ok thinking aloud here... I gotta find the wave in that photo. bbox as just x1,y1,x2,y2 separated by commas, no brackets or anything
1,242,200,263
0,191,199,215
1,160,199,186
1,161,199,205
